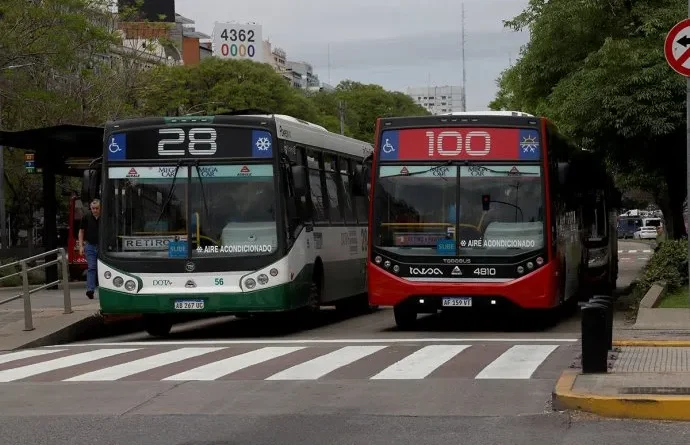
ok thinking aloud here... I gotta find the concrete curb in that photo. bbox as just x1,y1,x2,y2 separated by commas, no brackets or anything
4,312,145,351
638,281,666,309
613,340,690,347
552,370,690,421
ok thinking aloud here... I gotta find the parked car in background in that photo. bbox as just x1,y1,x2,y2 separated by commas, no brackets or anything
633,226,658,240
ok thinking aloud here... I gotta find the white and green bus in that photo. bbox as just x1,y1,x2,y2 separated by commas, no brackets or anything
82,113,373,336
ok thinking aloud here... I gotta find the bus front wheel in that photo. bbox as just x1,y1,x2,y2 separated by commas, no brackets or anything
393,304,417,330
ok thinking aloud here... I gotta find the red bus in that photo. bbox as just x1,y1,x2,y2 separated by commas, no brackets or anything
575,150,620,295
67,195,88,280
367,112,590,329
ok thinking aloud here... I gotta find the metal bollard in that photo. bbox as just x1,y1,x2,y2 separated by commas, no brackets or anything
590,295,613,350
60,248,72,314
581,302,608,373
21,261,34,331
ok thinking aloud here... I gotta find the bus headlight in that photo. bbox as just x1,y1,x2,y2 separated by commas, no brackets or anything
257,274,269,285
244,278,256,289
536,257,544,266
124,280,136,291
104,271,112,279
393,265,400,273
375,256,382,264
527,262,534,270
113,276,124,287
384,260,391,268
517,266,525,274
269,268,279,277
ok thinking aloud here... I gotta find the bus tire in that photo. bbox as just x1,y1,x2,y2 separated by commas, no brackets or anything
393,304,417,330
307,260,323,313
143,315,172,337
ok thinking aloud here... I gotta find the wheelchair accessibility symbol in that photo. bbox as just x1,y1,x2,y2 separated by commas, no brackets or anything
108,137,122,153
382,138,395,154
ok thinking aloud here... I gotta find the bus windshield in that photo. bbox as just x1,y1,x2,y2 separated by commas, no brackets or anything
104,164,277,259
374,163,545,256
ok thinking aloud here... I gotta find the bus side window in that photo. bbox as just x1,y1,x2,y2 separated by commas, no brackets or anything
306,148,327,223
323,152,342,223
338,156,356,224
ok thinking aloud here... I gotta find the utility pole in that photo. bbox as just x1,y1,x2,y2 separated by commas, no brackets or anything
338,101,345,135
461,2,467,112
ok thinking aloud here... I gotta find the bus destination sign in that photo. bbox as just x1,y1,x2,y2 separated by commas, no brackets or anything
378,127,541,161
106,127,273,161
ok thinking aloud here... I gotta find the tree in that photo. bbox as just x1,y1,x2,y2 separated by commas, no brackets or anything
138,60,430,144
311,81,429,142
490,0,688,238
0,0,169,242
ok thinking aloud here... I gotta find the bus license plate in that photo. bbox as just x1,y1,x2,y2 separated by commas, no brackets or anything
174,299,204,310
442,297,472,307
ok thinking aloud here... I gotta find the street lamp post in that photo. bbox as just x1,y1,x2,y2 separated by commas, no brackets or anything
0,63,34,249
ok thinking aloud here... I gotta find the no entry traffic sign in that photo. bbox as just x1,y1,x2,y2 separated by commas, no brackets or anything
665,18,690,76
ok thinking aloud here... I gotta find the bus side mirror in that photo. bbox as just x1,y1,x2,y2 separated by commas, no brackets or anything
291,165,307,196
81,169,100,202
558,162,569,186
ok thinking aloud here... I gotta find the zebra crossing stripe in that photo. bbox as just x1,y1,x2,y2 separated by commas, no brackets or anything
475,345,559,379
163,346,304,381
0,349,66,365
0,349,136,382
370,345,471,379
64,347,225,381
266,346,386,380
0,344,570,382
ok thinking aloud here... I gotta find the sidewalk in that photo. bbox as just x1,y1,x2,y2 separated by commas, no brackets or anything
554,309,690,421
0,282,141,351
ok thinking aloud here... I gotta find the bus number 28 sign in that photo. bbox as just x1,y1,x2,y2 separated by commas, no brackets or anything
213,23,263,62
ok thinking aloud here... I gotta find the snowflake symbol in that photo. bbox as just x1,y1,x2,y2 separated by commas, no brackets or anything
520,135,538,152
255,137,271,151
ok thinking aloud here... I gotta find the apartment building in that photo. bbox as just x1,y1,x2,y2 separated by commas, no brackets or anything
406,85,465,114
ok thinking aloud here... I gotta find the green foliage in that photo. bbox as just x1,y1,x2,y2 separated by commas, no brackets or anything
138,59,430,143
638,239,689,291
490,0,689,238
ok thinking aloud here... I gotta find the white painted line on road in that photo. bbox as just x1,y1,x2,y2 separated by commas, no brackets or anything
0,349,136,382
628,250,638,253
370,344,470,380
64,347,225,381
55,338,579,347
0,349,66,365
266,346,386,380
475,344,559,379
163,346,304,381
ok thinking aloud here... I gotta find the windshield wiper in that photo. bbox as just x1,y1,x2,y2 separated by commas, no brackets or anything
193,161,211,230
154,160,183,227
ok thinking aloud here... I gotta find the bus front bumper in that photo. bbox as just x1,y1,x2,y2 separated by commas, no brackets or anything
367,262,559,310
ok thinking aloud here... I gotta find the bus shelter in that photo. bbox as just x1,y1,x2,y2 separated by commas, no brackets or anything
0,124,104,284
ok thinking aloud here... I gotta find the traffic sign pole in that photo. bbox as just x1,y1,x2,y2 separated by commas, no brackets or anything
664,14,690,306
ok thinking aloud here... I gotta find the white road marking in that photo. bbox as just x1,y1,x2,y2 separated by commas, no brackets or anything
370,345,470,379
475,344,559,379
0,349,66,365
163,346,304,381
0,349,136,382
266,346,385,380
64,347,225,381
53,338,579,347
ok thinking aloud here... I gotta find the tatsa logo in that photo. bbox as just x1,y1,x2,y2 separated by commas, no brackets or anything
409,267,443,276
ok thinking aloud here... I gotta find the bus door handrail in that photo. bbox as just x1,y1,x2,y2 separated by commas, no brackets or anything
0,248,72,331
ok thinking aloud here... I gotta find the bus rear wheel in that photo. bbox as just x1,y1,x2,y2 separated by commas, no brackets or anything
393,304,417,330
143,315,172,337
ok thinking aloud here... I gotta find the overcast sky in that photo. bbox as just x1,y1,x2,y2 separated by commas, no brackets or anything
174,0,530,110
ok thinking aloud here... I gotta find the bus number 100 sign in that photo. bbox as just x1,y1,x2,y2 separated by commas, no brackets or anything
215,24,262,60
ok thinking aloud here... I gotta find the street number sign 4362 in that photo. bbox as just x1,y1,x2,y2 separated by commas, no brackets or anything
215,24,262,60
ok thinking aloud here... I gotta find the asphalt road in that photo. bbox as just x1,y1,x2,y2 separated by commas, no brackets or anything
3,239,681,444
